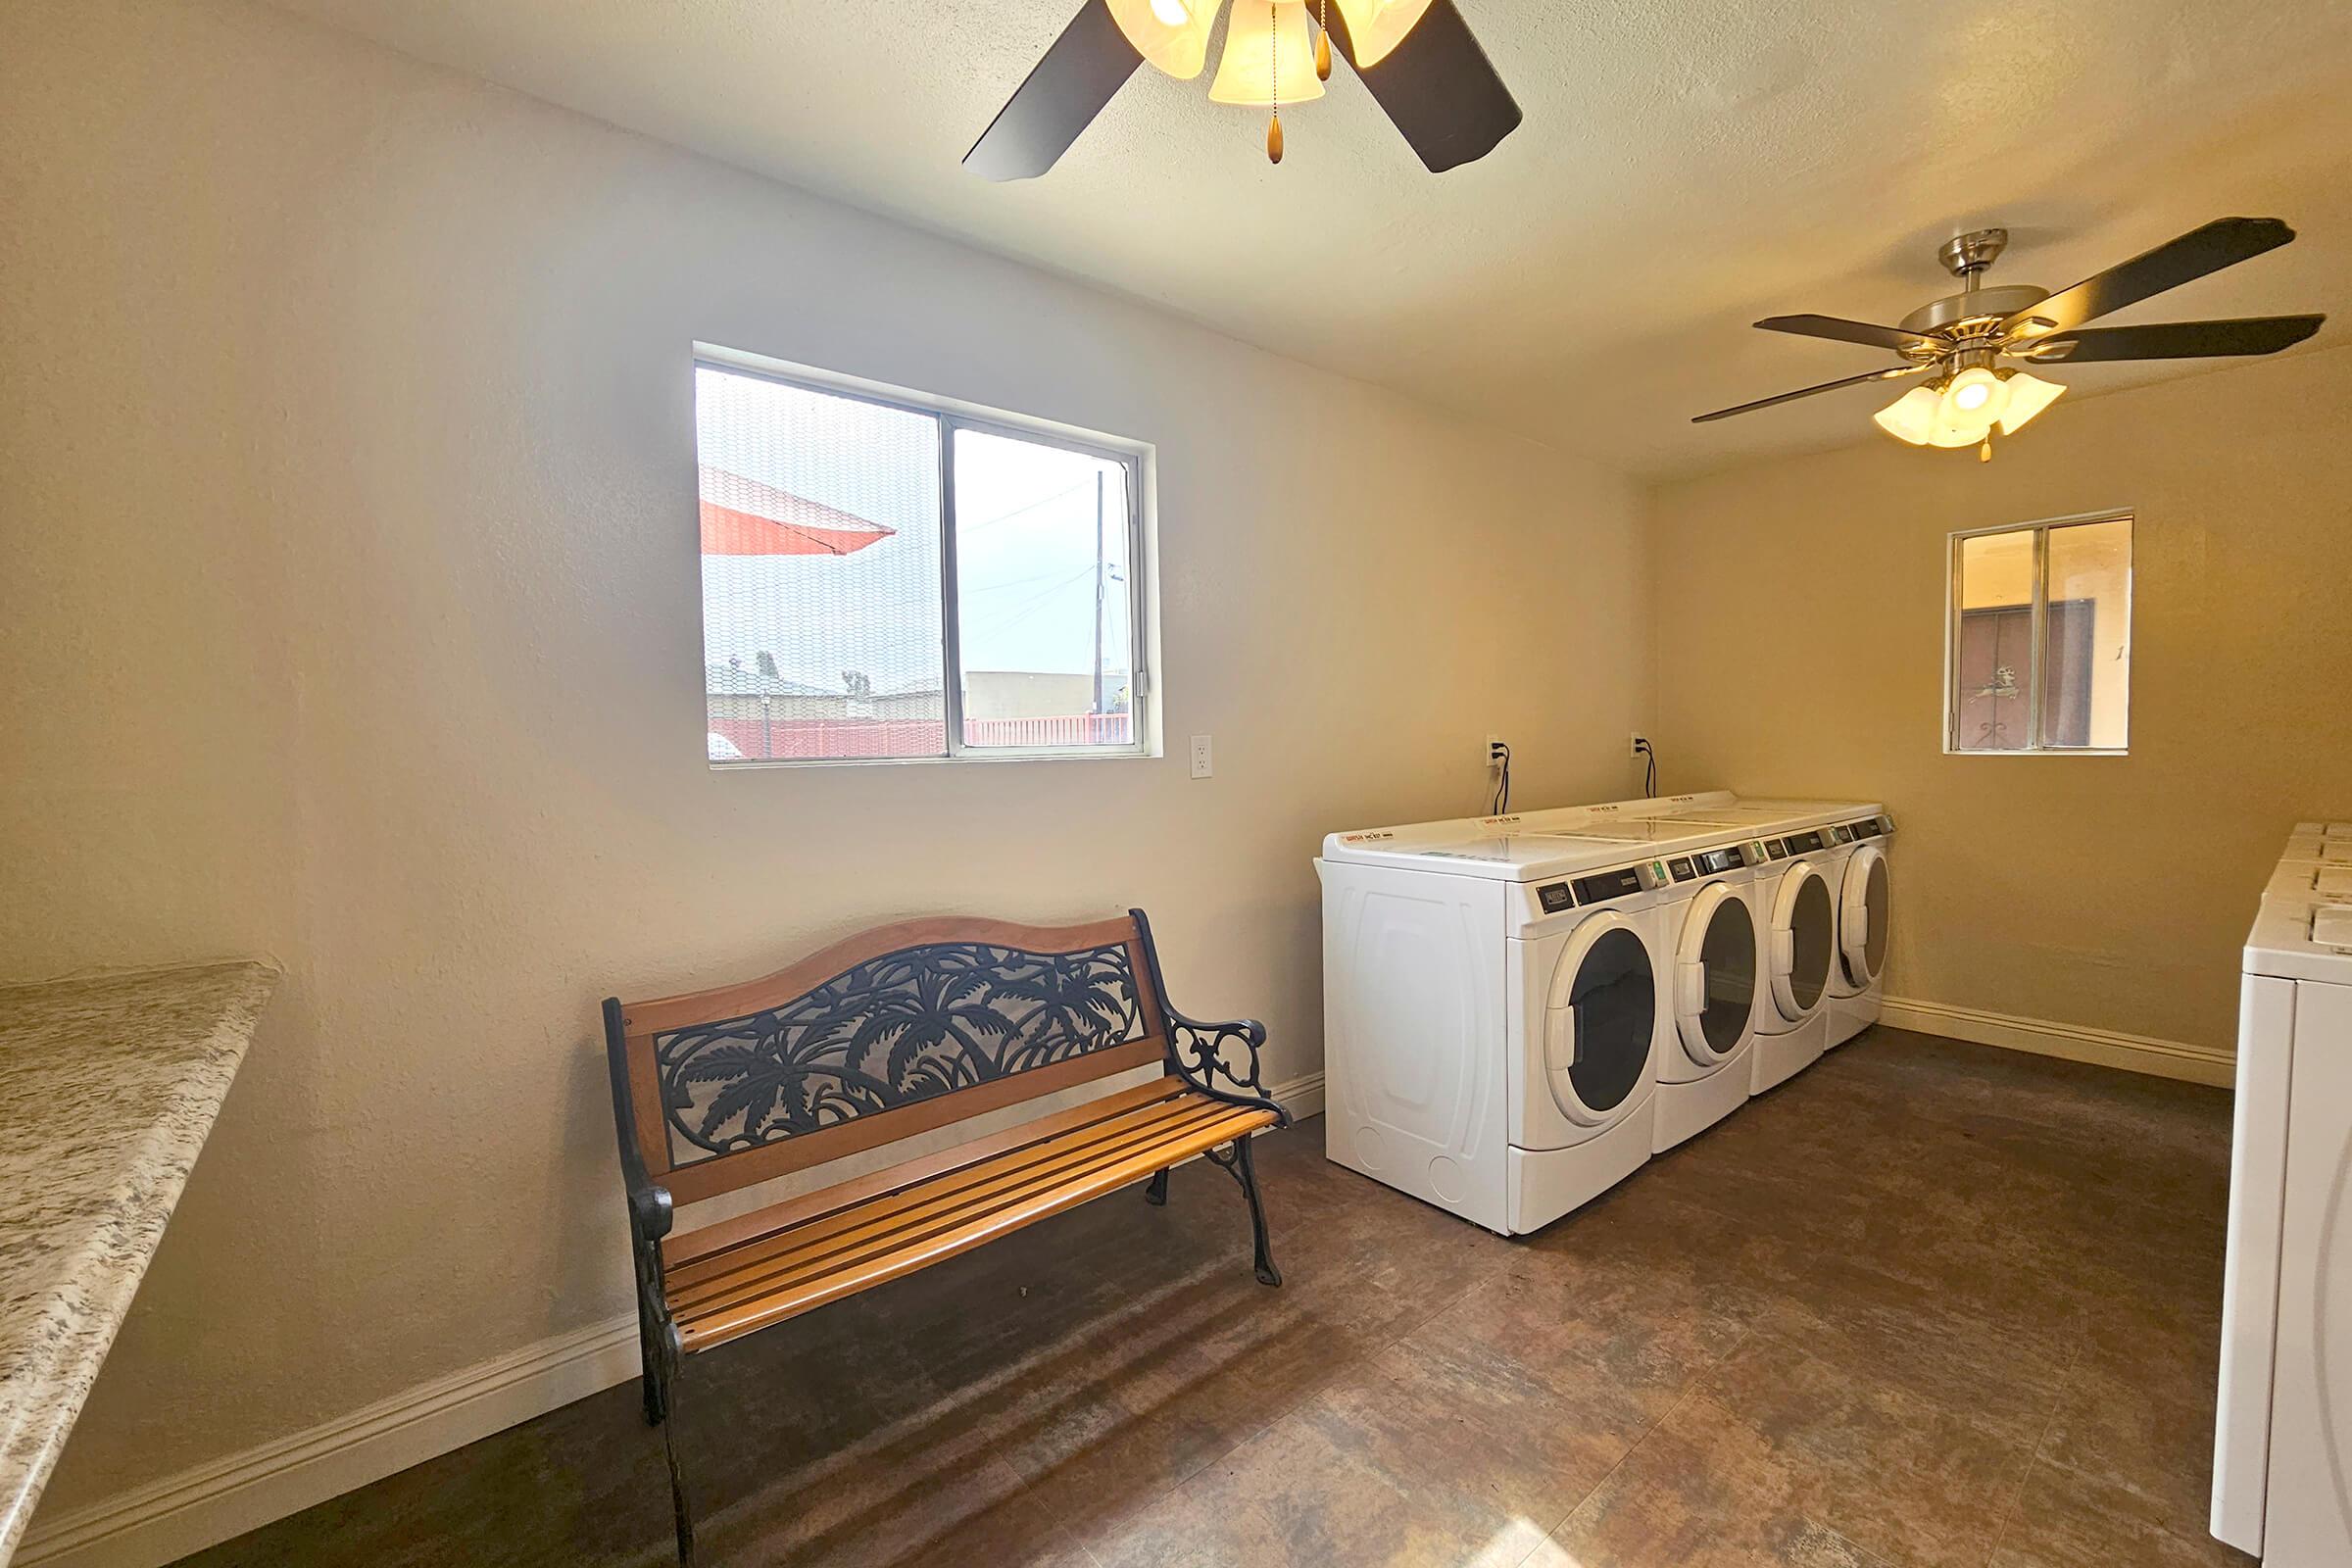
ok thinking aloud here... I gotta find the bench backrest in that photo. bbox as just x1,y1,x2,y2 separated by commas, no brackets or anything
605,914,1171,1204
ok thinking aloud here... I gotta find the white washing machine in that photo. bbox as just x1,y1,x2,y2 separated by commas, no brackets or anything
1824,812,1895,1047
1316,805,1745,1234
2268,857,2352,902
2213,836,2352,1564
1650,840,1764,1151
2281,821,2352,865
1748,824,1839,1093
1655,789,1890,1062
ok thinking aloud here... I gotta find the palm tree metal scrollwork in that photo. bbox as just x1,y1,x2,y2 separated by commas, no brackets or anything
653,942,1144,1163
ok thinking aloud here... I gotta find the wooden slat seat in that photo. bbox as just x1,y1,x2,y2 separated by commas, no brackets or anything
662,1080,1277,1351
602,909,1288,1565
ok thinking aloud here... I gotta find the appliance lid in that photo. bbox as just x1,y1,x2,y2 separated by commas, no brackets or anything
2245,892,2352,982
1322,806,1754,881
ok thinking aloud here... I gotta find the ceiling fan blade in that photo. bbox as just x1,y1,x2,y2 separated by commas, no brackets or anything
963,2,1141,181
1325,0,1522,172
1755,315,1940,355
2000,217,2297,339
2018,314,2325,364
1691,364,1931,424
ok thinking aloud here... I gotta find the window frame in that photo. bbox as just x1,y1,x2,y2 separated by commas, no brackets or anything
693,343,1156,768
1940,508,2133,758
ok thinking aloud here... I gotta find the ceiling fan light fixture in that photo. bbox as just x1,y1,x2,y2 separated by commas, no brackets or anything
1108,0,1221,79
1210,2,1326,105
1331,0,1438,68
1942,365,2007,419
1872,383,1943,446
1994,370,2067,435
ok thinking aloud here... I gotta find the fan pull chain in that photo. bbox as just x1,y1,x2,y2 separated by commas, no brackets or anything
1266,3,1284,164
1316,0,1333,79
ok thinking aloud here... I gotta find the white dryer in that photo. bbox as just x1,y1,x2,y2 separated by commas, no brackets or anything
1316,806,1740,1235
1651,841,1763,1151
1824,812,1894,1046
2214,839,2352,1563
1748,824,1839,1093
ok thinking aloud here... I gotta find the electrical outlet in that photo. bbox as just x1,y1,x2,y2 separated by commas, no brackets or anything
1189,734,1213,779
1484,733,1506,770
1631,732,1650,760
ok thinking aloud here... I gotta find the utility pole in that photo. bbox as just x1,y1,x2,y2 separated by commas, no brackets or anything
1092,469,1106,724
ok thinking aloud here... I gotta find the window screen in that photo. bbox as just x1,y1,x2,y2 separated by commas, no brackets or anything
1948,514,2132,756
694,356,1149,764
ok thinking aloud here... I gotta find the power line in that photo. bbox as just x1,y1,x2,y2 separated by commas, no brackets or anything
956,476,1097,537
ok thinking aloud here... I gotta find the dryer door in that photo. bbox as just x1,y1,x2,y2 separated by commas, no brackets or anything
1767,860,1835,1022
1544,912,1655,1126
1839,844,1890,988
1674,883,1757,1065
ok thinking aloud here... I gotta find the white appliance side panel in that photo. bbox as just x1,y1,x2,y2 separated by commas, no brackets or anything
2262,979,2352,1565
2215,972,2296,1555
1319,862,1508,1232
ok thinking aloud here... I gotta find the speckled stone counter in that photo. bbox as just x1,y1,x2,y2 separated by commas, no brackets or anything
0,961,276,1564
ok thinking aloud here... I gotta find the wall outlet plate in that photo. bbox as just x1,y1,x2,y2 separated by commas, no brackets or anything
1189,734,1213,779
1485,733,1506,770
1631,732,1650,760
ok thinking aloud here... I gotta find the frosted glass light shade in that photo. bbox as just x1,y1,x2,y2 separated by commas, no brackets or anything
1995,371,2066,434
1876,370,2068,448
1333,0,1437,67
1872,384,1942,446
1107,0,1221,79
1210,2,1326,104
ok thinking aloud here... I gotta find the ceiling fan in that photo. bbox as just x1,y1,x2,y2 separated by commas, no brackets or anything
1692,218,2327,459
965,0,1520,178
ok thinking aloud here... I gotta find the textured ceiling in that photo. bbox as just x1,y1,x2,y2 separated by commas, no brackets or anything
267,0,2352,475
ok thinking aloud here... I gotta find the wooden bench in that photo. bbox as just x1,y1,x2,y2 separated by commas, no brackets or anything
601,910,1287,1564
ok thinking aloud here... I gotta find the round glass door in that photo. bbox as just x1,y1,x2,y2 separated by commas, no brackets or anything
1680,891,1756,1062
1842,850,1889,985
1544,921,1653,1122
1774,867,1834,1019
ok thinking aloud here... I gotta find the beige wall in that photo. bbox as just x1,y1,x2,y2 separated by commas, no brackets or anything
1649,343,2352,1053
0,0,1652,1522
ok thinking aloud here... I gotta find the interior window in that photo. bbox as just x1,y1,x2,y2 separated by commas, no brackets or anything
1948,514,2132,755
694,353,1151,765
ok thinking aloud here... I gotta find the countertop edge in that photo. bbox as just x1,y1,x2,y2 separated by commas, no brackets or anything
0,961,279,1565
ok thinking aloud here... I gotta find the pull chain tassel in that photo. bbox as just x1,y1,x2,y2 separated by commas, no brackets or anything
1265,3,1283,165
1317,0,1333,78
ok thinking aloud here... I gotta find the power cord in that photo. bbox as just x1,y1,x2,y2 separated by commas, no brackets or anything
1634,736,1658,796
1489,741,1513,816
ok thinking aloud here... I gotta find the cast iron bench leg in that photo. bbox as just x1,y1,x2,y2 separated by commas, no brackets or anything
1144,1167,1169,1206
1203,1136,1282,1287
648,1329,696,1565
1235,1135,1281,1287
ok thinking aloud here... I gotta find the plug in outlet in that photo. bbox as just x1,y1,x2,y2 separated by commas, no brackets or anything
1630,732,1650,760
1484,734,1509,770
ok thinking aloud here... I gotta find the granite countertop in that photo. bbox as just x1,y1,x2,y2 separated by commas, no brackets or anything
0,961,277,1565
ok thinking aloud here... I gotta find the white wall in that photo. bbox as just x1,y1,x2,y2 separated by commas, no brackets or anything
0,0,1652,1531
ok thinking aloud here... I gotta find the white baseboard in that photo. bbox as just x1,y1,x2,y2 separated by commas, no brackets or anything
1879,996,2234,1088
1271,1069,1324,1123
16,1313,643,1568
19,1070,1329,1568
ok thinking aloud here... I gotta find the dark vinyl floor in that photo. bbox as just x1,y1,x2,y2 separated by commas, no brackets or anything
176,1028,2245,1567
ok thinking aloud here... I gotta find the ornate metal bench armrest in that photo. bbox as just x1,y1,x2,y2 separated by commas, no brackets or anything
1165,1009,1289,1126
627,1179,675,1246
